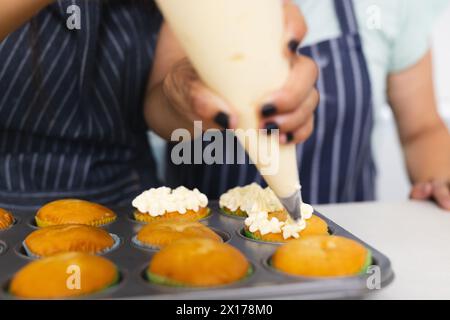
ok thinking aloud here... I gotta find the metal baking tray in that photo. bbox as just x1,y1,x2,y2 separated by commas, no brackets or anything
0,201,394,300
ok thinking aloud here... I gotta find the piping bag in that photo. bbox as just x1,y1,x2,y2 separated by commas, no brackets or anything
279,188,303,221
156,0,304,220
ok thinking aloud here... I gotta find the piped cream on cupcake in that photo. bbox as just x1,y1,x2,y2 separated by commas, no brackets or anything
132,187,210,223
219,183,284,217
244,203,329,243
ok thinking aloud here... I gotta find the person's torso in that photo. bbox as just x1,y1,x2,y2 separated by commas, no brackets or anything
0,0,162,209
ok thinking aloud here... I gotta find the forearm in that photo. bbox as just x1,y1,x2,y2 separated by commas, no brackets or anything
144,23,199,140
0,0,53,41
389,51,450,183
144,83,196,141
403,121,450,183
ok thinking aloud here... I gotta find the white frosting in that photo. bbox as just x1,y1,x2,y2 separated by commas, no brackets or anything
245,212,282,235
244,202,315,240
219,183,284,213
132,186,208,217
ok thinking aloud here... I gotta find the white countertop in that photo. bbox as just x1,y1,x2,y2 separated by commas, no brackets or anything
316,201,450,300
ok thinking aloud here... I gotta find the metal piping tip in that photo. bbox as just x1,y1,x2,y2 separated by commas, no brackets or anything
279,190,303,221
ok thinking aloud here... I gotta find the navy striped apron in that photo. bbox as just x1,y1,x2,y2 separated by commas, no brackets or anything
0,0,162,210
166,0,376,204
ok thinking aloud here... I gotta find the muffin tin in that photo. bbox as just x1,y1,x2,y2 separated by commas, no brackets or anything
0,202,394,300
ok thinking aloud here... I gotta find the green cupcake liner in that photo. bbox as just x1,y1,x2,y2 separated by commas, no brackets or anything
359,250,373,275
220,207,248,218
243,229,284,244
146,266,254,288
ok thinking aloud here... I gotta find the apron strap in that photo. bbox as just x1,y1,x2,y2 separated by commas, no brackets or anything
334,0,359,35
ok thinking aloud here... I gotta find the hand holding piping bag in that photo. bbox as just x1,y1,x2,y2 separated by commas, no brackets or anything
157,0,319,143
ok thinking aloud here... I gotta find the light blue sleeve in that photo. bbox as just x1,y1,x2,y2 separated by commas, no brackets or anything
389,0,450,73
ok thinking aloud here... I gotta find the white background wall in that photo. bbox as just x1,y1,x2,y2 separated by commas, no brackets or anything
375,5,450,201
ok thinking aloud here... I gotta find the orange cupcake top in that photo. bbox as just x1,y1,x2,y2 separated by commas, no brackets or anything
10,252,118,299
0,208,14,230
148,238,250,287
136,221,222,248
24,224,115,257
36,199,116,227
272,235,370,277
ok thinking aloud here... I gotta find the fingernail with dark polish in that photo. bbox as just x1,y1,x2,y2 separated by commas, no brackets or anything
214,112,230,129
261,104,277,117
286,132,294,143
288,39,300,53
264,122,279,134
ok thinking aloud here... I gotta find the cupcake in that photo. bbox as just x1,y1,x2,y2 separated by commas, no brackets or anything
35,199,116,227
147,238,251,287
9,252,119,299
135,221,222,249
24,224,118,258
132,187,210,223
244,203,328,243
220,183,283,217
0,208,14,230
272,235,372,277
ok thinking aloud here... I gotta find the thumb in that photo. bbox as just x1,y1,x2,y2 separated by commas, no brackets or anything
282,0,307,56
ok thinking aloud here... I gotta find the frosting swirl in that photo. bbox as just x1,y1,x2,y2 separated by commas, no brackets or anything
219,183,284,213
244,203,315,240
132,187,208,217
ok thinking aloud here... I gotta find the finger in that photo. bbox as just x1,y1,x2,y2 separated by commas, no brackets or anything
431,180,450,210
165,58,238,130
261,55,318,116
409,182,433,200
282,0,307,55
262,89,318,133
190,81,238,130
279,115,314,144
